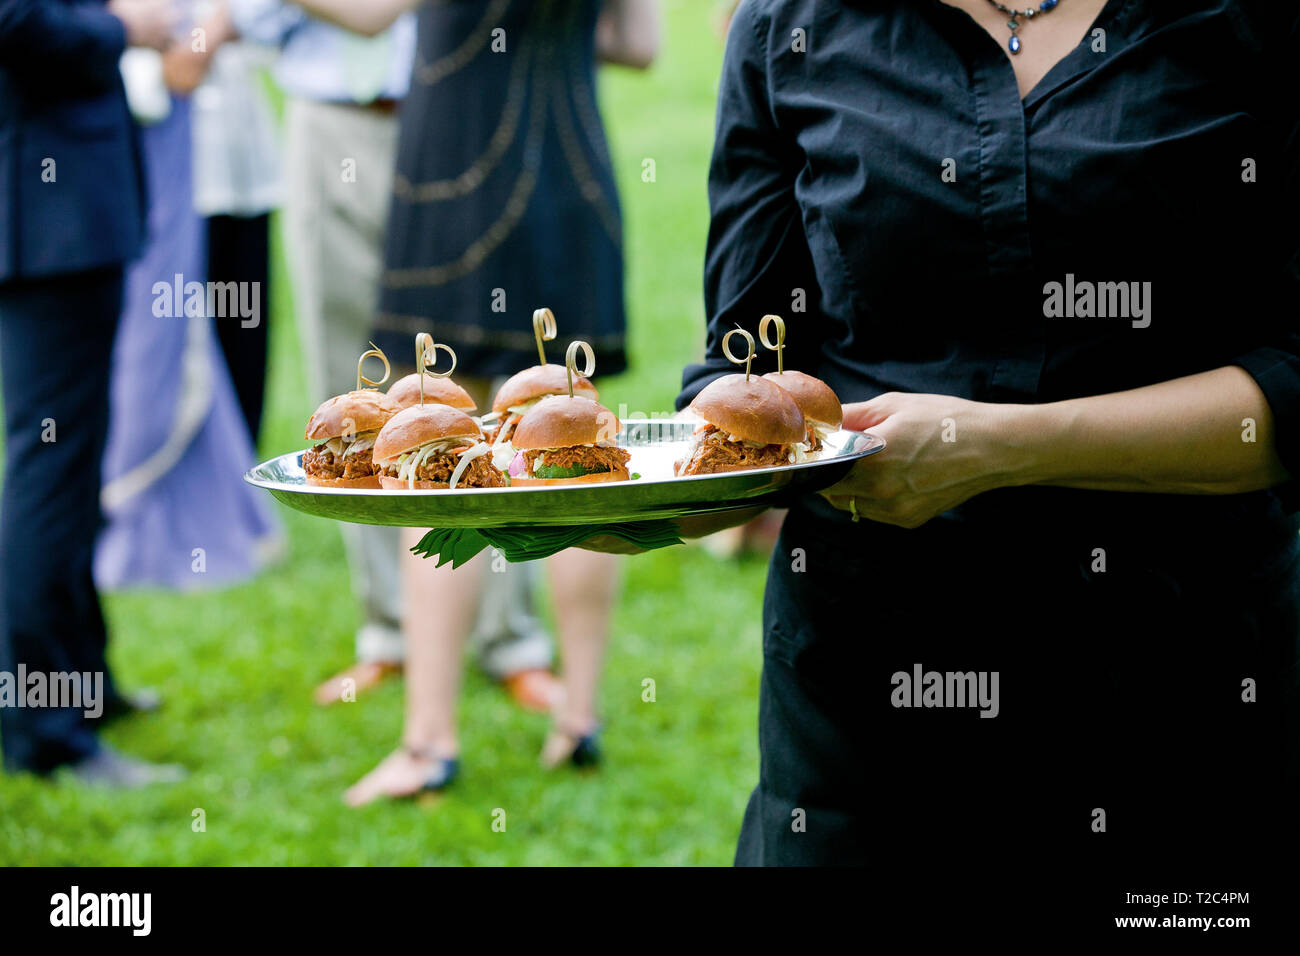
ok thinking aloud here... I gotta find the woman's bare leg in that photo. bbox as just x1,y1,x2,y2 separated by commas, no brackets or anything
343,345,497,807
345,529,485,805
541,549,620,765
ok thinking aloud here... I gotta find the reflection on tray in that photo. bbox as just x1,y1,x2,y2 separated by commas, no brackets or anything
618,417,699,445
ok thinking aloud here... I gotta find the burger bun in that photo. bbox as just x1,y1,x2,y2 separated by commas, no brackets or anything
511,395,620,451
762,370,843,428
305,390,399,441
387,373,476,412
305,474,383,490
492,364,597,413
688,374,805,445
373,404,482,463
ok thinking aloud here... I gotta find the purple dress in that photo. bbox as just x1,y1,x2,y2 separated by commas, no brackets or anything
95,96,282,590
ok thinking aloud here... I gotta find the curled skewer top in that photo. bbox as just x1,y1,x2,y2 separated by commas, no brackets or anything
414,332,457,405
722,327,756,381
565,339,595,398
356,342,391,391
533,307,557,366
759,314,786,374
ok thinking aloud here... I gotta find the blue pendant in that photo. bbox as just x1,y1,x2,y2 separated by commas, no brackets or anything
1008,35,1021,53
1040,0,1058,10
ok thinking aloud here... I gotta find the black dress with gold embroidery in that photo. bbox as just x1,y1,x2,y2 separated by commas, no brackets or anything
375,0,626,377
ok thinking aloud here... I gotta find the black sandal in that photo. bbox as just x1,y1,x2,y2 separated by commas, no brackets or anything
548,725,602,769
403,745,460,792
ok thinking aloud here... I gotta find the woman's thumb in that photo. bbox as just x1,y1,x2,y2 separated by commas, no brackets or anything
842,392,898,431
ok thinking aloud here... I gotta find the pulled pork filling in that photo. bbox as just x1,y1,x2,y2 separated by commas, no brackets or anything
303,445,377,480
483,399,542,445
379,450,506,487
522,444,630,479
675,424,795,476
805,420,837,452
485,416,518,446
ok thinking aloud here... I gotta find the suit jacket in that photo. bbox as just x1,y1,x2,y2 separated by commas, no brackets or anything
0,0,146,282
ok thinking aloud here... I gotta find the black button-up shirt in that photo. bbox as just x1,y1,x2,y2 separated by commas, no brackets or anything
678,0,1299,539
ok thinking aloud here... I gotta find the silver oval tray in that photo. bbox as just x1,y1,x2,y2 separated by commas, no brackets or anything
244,421,885,528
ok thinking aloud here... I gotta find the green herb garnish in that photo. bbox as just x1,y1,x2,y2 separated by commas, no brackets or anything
533,463,603,479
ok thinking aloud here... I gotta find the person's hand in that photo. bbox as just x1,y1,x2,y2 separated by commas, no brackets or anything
161,2,235,93
821,393,1029,528
109,0,178,52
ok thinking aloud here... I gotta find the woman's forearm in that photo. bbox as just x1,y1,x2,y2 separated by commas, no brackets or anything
1005,366,1290,495
288,0,414,37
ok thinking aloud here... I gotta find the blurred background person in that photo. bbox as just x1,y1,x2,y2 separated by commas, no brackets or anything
287,0,660,803
0,0,187,785
189,1,281,446
234,0,566,713
96,1,283,592
230,0,417,700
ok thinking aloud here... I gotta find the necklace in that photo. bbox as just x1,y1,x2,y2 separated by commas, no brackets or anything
985,0,1062,54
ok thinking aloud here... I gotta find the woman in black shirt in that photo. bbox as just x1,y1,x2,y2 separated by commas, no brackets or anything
664,0,1299,872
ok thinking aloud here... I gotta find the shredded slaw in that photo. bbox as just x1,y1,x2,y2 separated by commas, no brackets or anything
448,441,491,490
324,432,377,458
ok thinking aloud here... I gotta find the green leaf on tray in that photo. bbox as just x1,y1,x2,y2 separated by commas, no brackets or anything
412,520,683,565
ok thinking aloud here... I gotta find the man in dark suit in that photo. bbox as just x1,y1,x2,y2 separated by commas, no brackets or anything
0,0,184,784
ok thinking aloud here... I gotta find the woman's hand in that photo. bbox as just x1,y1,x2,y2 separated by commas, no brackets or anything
161,2,235,94
822,393,1029,528
822,367,1290,528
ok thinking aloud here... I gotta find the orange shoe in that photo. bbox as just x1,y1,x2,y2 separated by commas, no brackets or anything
314,660,402,706
501,668,562,714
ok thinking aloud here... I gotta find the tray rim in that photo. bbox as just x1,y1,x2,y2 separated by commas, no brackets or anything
243,429,886,497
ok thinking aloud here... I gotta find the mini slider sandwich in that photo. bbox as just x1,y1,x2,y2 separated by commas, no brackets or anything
508,395,630,485
754,313,842,451
302,389,400,488
372,404,506,490
675,373,808,476
674,325,807,476
762,370,842,451
484,307,597,469
503,331,629,485
368,332,503,489
485,364,598,447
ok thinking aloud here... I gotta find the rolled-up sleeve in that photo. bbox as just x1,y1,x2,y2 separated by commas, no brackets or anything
676,1,828,410
1231,11,1300,508
1236,345,1300,476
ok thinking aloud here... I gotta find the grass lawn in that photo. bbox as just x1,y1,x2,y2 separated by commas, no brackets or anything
0,0,772,865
